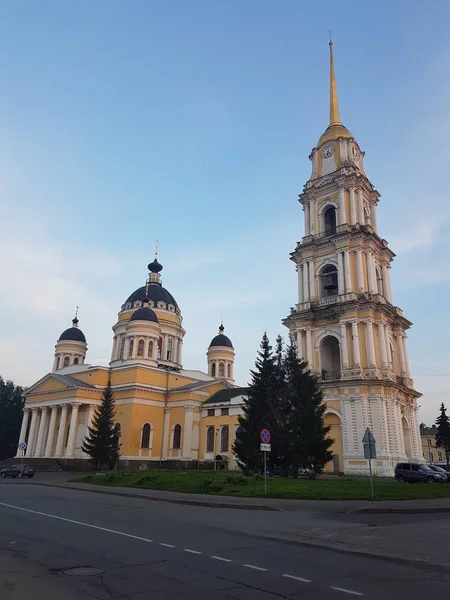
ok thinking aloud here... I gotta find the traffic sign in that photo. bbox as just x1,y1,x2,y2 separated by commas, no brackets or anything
18,442,27,451
260,443,271,452
362,428,376,445
260,428,271,443
362,427,376,499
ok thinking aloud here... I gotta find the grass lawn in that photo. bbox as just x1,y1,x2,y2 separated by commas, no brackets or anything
72,470,450,501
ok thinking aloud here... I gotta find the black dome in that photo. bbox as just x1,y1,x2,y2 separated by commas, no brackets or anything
59,327,86,343
210,334,233,348
125,284,178,310
148,258,163,273
130,307,159,322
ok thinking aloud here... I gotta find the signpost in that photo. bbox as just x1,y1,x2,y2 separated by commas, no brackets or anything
260,429,271,494
18,442,27,478
362,428,376,499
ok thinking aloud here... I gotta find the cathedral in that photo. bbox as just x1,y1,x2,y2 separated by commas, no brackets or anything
17,42,423,475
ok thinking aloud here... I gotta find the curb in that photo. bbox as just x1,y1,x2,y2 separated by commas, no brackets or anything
349,506,450,515
28,482,281,512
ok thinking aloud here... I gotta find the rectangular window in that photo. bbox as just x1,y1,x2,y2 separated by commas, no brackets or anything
207,409,215,417
221,408,229,416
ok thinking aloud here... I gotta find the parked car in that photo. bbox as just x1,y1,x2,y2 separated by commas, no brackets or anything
395,462,446,483
428,465,450,482
0,465,35,479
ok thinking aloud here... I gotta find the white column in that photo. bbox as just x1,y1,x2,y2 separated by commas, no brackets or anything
297,265,304,304
365,321,376,367
340,322,349,368
304,204,310,236
144,337,149,359
35,407,49,457
379,323,388,368
402,335,411,377
344,250,352,293
162,407,170,459
65,403,80,458
110,337,117,362
52,355,59,372
357,188,365,224
25,408,39,457
124,337,130,359
306,329,313,369
355,248,364,293
55,404,69,457
114,336,121,360
132,337,137,359
17,409,30,447
308,259,315,301
349,187,356,224
338,187,346,225
337,251,345,295
382,264,393,303
370,204,377,231
296,330,303,360
366,251,377,294
44,406,59,457
351,321,361,367
182,405,194,459
397,334,406,377
303,261,310,302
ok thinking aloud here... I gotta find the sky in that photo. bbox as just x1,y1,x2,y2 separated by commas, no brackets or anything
1,1,449,425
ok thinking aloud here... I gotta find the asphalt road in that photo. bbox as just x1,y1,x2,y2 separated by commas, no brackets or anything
1,482,450,600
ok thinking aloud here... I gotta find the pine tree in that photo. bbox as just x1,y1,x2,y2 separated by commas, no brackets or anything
0,377,24,461
233,333,278,474
82,381,120,470
435,403,450,468
281,343,333,478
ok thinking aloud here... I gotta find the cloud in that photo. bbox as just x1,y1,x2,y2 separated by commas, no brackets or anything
388,219,445,255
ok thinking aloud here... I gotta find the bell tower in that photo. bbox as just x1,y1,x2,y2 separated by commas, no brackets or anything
283,41,423,476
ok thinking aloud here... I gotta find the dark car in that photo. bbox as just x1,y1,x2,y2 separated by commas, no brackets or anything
428,465,450,482
395,462,446,483
0,464,35,479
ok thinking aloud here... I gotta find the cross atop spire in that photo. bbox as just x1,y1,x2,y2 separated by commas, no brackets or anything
329,36,341,127
155,239,159,258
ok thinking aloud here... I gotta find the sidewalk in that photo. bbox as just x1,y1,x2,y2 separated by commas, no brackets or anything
7,472,450,569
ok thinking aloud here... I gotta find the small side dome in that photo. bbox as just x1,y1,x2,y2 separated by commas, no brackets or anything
209,324,233,348
130,306,159,323
59,317,87,343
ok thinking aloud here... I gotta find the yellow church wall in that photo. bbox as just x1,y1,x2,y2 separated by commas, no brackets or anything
324,412,343,473
199,413,240,460
75,369,110,388
35,378,70,393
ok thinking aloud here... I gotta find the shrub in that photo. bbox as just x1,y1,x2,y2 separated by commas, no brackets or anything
104,472,123,483
135,473,160,487
224,474,247,486
199,477,223,493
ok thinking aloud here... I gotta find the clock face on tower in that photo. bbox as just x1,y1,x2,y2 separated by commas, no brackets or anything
322,145,334,159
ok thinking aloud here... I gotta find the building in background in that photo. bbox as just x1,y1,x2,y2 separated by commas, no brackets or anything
283,41,423,475
420,425,446,465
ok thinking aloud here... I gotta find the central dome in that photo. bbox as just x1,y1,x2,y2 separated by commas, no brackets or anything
125,285,178,310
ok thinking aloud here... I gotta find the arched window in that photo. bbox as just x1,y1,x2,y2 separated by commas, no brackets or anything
324,206,337,235
211,363,216,377
137,339,144,357
114,423,121,449
173,424,182,449
364,206,371,226
167,338,173,361
74,357,79,365
141,423,151,448
319,264,338,298
320,336,341,380
438,451,443,462
157,338,162,359
206,426,215,453
120,337,125,359
148,340,154,358
219,362,225,377
63,356,70,367
220,426,229,452
227,363,231,378
376,268,383,295
128,339,134,358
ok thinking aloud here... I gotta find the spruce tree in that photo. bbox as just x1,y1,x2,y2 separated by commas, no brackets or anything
435,403,450,467
0,377,24,461
82,381,119,470
281,343,333,478
233,333,278,474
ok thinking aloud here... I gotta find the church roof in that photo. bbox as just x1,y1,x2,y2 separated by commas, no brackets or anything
58,317,86,343
126,284,178,310
203,387,248,404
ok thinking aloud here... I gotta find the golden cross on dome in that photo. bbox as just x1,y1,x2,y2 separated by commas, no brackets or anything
75,306,79,319
155,239,159,258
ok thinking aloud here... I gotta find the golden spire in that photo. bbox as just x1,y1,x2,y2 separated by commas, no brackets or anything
329,35,341,126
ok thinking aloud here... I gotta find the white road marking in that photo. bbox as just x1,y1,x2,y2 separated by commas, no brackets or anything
211,556,232,563
243,564,268,571
184,549,202,555
282,573,311,583
330,586,363,596
0,502,154,544
159,543,175,548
